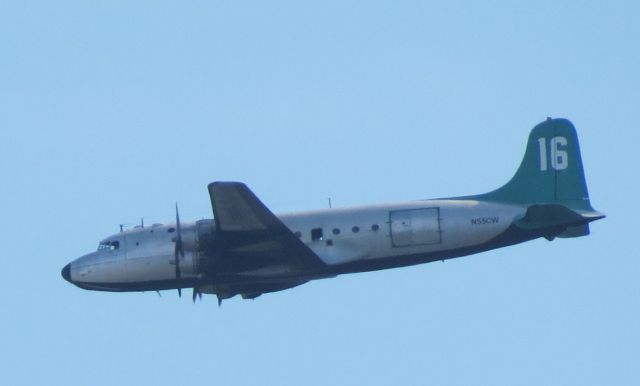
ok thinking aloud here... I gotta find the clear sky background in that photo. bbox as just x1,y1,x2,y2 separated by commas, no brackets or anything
1,1,638,385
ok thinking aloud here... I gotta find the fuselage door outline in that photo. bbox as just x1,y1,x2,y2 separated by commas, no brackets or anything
389,208,442,248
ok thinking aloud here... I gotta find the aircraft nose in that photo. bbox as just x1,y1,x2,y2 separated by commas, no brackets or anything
61,264,72,282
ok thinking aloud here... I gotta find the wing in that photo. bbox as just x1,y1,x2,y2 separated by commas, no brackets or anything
208,181,327,273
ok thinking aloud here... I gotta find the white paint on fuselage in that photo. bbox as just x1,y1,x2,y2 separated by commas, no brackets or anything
68,199,526,286
70,224,198,284
280,199,524,265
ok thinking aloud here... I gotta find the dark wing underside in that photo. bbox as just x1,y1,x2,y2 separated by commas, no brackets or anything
208,182,326,274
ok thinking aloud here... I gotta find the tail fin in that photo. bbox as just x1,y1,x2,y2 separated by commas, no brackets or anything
478,118,598,213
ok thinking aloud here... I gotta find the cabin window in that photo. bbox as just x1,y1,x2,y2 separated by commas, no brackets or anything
352,226,360,233
311,228,324,241
332,228,340,235
168,228,176,233
98,240,119,251
371,224,380,231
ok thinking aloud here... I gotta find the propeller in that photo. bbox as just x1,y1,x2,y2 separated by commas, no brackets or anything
192,287,202,303
174,203,184,297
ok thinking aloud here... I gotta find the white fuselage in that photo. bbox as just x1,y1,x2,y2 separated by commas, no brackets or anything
67,199,526,288
282,199,521,265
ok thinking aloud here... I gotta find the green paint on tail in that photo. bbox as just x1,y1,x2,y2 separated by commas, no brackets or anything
474,118,598,213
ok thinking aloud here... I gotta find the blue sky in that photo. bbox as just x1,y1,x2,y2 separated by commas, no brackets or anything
1,1,638,385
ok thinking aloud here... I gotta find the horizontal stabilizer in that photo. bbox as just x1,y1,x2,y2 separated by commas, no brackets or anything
515,204,605,235
557,224,590,238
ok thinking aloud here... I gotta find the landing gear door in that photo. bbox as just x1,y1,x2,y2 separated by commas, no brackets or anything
390,208,441,247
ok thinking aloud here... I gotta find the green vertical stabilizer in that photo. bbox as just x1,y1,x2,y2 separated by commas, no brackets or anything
474,118,598,214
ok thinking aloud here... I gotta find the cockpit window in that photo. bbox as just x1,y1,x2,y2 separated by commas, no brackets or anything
97,240,120,251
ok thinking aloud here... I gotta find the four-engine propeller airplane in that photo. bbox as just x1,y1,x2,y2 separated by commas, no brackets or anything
62,118,604,304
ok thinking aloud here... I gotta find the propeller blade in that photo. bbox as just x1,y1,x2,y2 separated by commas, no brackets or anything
175,203,183,256
175,203,183,297
192,286,204,303
174,242,182,278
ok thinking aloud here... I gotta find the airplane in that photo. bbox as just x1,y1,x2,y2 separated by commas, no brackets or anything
61,118,604,304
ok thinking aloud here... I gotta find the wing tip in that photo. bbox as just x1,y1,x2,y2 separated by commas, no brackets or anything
208,181,246,190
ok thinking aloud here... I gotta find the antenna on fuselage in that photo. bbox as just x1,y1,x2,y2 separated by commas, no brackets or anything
327,197,332,209
140,218,144,228
119,224,124,233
